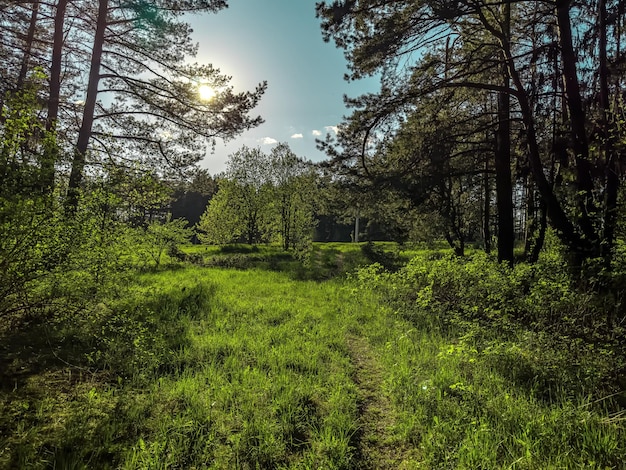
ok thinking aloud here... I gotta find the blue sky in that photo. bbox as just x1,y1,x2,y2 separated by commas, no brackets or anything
187,1,378,174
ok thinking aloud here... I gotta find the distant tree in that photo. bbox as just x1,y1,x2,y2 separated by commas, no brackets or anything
267,143,318,251
196,145,319,249
196,147,271,245
171,169,218,230
196,179,246,245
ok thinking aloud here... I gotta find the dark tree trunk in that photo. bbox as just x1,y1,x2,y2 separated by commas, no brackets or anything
17,0,39,90
529,199,547,263
555,0,598,248
495,0,514,266
66,0,108,214
504,34,586,254
483,154,491,254
523,175,535,257
43,0,68,194
599,0,619,266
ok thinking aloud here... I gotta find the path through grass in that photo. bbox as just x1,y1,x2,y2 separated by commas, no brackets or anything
2,244,625,468
1,255,415,469
346,335,420,469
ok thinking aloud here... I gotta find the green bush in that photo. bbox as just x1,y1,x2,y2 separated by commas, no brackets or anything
353,249,626,397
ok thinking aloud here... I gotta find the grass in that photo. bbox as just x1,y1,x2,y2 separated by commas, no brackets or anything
1,243,624,468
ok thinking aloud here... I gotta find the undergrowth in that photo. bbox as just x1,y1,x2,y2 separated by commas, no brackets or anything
352,247,626,468
1,242,625,468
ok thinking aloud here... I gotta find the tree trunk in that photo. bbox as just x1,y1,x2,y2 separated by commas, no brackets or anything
523,174,535,257
483,154,491,253
66,0,108,214
43,0,68,194
503,34,585,254
599,0,619,266
555,0,597,248
354,203,360,243
495,0,514,266
528,199,547,263
17,0,39,90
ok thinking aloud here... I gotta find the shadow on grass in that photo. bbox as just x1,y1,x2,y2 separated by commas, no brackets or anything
0,279,219,468
190,242,390,281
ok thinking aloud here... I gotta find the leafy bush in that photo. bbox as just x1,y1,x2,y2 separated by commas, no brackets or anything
135,217,193,269
353,249,626,396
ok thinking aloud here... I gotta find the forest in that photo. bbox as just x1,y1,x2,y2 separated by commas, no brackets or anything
1,0,626,468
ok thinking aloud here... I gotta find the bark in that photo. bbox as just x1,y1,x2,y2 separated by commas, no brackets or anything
523,175,535,256
483,154,491,254
42,0,68,194
529,199,547,263
599,0,619,265
66,0,108,214
495,0,514,266
17,0,39,90
555,0,597,246
496,24,586,253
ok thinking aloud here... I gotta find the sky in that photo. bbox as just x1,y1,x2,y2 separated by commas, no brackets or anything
187,1,379,174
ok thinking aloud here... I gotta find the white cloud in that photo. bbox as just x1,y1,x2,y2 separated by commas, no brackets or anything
312,129,322,137
325,125,339,134
291,133,303,139
259,137,278,145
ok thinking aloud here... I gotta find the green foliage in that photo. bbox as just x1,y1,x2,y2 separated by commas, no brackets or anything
135,217,193,268
351,247,626,468
196,180,245,244
0,198,68,319
266,143,319,253
2,242,625,468
196,145,318,252
0,70,55,197
0,74,68,320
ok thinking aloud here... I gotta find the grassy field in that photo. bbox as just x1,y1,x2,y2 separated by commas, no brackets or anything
1,243,624,468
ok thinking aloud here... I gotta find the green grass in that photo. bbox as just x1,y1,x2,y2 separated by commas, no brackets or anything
1,256,369,468
1,243,624,468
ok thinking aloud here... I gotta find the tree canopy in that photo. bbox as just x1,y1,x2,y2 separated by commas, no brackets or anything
197,144,318,251
0,0,266,212
316,0,626,264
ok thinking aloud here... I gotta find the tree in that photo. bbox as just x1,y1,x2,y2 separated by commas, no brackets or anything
267,143,318,251
196,179,246,245
196,144,319,250
138,216,193,268
0,2,266,212
196,147,271,245
494,0,514,265
317,0,626,265
64,0,267,212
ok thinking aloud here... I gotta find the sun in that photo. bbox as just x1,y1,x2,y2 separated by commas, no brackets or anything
198,84,216,101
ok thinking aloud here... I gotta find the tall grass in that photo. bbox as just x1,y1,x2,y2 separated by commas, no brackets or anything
1,260,370,468
352,250,626,468
2,243,625,468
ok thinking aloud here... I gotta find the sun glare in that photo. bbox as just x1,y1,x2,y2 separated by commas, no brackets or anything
198,84,216,101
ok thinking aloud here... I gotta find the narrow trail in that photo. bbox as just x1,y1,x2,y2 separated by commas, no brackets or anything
346,335,421,469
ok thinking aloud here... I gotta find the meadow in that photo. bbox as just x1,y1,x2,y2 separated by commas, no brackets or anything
1,242,624,469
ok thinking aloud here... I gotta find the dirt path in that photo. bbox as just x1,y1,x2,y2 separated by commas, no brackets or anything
346,335,421,469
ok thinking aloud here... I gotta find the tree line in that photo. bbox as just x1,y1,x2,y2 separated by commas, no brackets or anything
4,0,625,320
316,0,626,266
0,1,264,320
